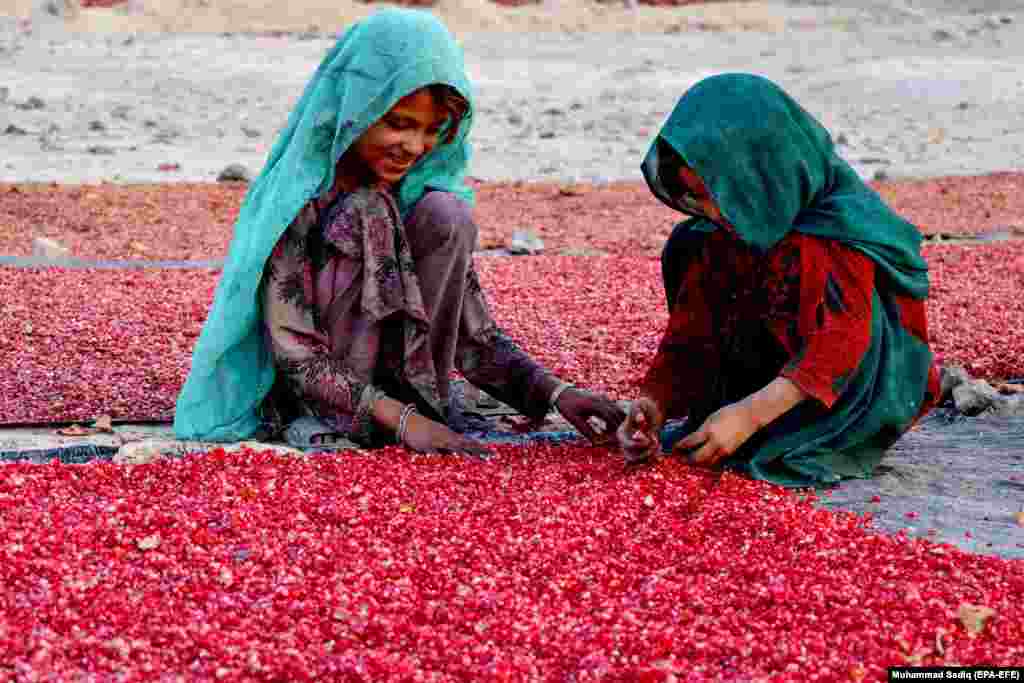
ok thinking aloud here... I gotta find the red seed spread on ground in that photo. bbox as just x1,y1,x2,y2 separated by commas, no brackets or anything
2,243,1024,424
1,178,1023,678
2,175,1022,261
0,447,1021,680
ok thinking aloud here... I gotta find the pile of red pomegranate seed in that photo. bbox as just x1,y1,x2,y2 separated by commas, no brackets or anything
2,175,1021,262
0,267,213,424
925,242,1024,378
2,243,1023,424
1,446,1020,680
2,177,1023,679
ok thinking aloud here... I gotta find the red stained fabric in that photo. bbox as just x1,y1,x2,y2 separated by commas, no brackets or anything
643,230,939,417
893,293,943,419
782,234,874,408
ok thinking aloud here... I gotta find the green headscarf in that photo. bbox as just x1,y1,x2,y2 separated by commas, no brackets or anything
643,73,929,297
643,73,934,487
174,9,475,441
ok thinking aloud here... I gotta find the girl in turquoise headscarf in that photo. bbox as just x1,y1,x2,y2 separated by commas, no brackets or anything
174,9,624,455
618,74,941,488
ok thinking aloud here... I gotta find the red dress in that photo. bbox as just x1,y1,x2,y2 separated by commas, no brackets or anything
642,228,941,425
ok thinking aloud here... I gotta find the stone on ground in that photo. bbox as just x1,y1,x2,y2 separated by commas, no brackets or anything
32,236,71,261
508,229,545,255
216,163,251,183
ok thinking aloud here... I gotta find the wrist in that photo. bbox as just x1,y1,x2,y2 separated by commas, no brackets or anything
371,395,405,431
745,377,808,431
740,398,767,432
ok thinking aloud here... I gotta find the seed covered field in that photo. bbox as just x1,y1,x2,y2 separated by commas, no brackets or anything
3,447,1022,680
2,177,1024,425
1,178,1023,681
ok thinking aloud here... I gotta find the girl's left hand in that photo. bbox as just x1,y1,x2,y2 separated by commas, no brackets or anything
674,401,760,467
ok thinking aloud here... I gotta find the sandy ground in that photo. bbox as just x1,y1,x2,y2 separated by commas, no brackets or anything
11,0,800,35
823,410,1024,561
2,0,1024,184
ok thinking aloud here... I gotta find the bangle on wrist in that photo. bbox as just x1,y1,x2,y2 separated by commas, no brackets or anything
549,381,574,414
397,403,418,445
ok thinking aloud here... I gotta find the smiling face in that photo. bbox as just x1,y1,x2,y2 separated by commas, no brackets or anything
349,88,449,186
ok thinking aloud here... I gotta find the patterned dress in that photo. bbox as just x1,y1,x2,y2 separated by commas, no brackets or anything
259,186,555,446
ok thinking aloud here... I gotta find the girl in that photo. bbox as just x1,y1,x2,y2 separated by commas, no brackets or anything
175,9,624,455
618,73,941,487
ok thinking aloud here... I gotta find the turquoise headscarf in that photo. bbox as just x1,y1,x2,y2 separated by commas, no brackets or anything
174,9,475,441
643,73,934,487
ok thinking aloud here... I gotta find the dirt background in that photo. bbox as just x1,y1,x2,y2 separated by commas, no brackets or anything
822,410,1024,560
8,0,805,35
2,0,1024,184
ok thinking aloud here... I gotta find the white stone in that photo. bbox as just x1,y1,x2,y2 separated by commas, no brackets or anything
32,237,71,261
508,229,544,255
113,438,307,465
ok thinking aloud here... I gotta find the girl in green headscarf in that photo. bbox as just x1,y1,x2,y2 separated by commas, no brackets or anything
174,9,624,455
618,73,941,488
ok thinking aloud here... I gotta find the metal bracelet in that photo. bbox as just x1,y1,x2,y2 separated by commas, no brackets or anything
397,403,418,446
549,381,574,414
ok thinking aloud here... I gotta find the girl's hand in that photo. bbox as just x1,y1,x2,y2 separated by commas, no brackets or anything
617,397,664,464
555,389,627,444
674,401,759,467
402,413,493,460
675,377,809,467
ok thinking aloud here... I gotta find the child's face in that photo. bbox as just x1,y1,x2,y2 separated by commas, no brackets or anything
351,88,448,185
676,165,730,229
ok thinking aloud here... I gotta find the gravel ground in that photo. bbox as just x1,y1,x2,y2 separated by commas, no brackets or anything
822,409,1024,561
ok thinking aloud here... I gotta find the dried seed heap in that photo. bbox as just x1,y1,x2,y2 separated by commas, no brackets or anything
0,446,1021,679
2,176,1021,261
2,246,1024,424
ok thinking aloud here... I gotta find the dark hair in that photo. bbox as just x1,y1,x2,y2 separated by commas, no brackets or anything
427,84,470,144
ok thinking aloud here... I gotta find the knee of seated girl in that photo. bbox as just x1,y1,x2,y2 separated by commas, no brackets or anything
410,190,477,250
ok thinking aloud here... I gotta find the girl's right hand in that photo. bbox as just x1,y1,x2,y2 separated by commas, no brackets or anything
402,413,493,460
617,398,664,464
